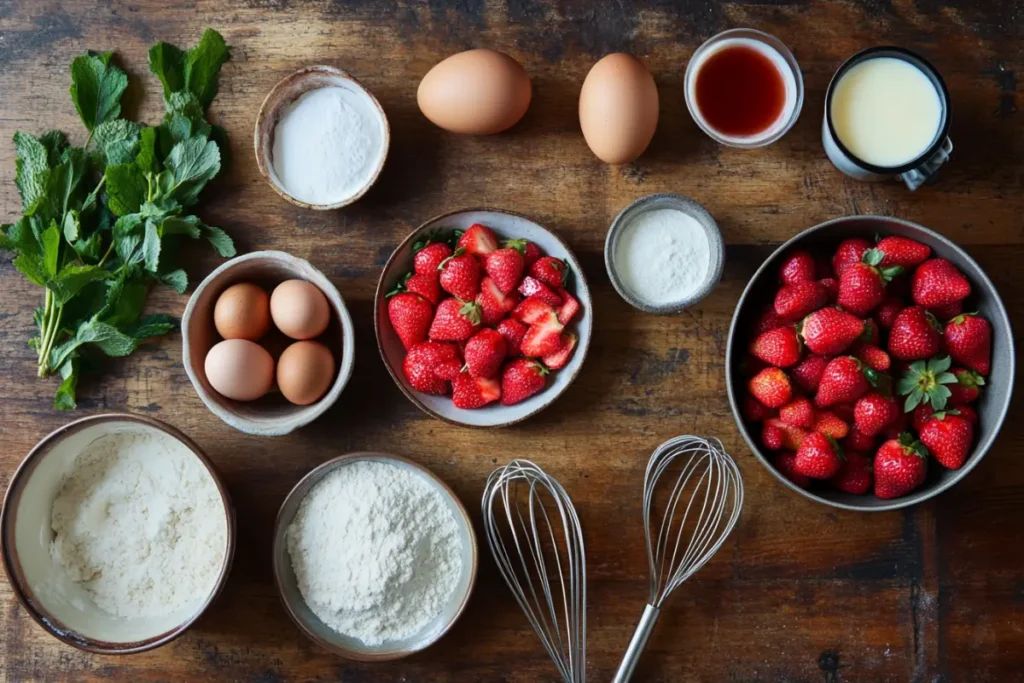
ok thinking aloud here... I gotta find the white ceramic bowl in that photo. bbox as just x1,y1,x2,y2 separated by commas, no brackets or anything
272,452,478,660
0,414,235,653
375,209,593,428
182,251,356,436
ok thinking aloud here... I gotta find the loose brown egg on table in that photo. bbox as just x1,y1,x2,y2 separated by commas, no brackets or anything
417,49,532,135
277,340,335,405
579,53,660,164
205,339,275,402
270,279,330,340
213,282,271,341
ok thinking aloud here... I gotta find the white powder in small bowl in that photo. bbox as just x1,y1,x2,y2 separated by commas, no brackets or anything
614,208,712,306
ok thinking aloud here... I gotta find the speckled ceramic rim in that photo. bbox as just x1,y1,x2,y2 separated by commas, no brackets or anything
272,452,478,660
374,207,593,428
725,215,1015,512
0,413,237,654
605,193,725,314
253,65,391,210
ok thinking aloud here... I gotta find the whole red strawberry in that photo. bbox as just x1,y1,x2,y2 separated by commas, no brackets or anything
452,372,501,409
854,392,899,436
833,237,872,277
780,397,815,428
919,411,974,470
762,422,786,450
414,241,453,275
542,333,578,370
779,250,816,285
750,326,802,368
463,328,507,379
483,247,525,294
843,427,877,453
504,238,542,268
912,258,971,307
813,411,850,439
748,368,793,408
875,296,904,329
929,300,963,322
874,435,928,499
851,342,890,372
896,355,958,413
888,306,942,360
743,394,775,422
830,450,873,495
520,310,565,357
439,250,482,301
944,313,991,375
403,342,461,394
815,356,875,407
791,354,831,392
794,432,843,479
774,451,811,488
388,292,434,350
754,307,788,336
837,249,903,316
955,404,978,425
500,358,548,405
774,281,829,320
764,417,808,451
530,256,568,288
429,298,481,341
947,367,984,405
876,236,930,268
911,403,935,431
476,276,520,325
457,223,498,256
497,318,528,356
402,273,441,305
800,307,863,355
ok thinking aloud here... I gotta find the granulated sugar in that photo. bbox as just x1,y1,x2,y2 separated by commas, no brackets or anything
615,208,711,305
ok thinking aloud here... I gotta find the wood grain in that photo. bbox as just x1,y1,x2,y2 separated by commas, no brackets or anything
0,0,1022,681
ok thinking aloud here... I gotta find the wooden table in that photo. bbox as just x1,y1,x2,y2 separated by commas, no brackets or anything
1,1,1021,681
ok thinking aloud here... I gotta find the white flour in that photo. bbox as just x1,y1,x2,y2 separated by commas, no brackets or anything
286,461,463,646
49,430,227,619
615,208,711,305
271,86,384,205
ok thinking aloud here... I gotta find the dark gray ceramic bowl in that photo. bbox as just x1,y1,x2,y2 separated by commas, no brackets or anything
725,215,1014,511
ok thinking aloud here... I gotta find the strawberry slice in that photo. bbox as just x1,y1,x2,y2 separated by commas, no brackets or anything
542,333,578,369
452,372,501,409
476,276,520,325
512,296,556,325
555,287,580,325
520,311,564,357
457,223,499,256
518,276,562,307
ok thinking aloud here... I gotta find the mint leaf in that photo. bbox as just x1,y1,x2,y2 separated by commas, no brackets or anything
161,215,201,238
12,253,48,286
41,220,60,277
143,219,161,272
77,320,138,357
164,136,220,206
1,217,41,255
158,268,188,293
73,233,103,262
49,264,110,306
13,131,49,213
62,209,80,243
148,42,186,100
128,314,177,340
70,51,128,132
136,127,160,174
105,164,147,216
39,130,69,166
101,278,148,328
201,222,235,257
183,29,229,108
40,150,89,221
93,119,141,166
54,357,79,410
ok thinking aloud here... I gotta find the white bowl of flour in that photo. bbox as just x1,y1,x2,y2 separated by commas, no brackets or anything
273,453,477,659
0,415,234,653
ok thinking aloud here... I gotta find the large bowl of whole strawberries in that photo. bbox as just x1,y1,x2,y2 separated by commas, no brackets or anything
726,215,1014,511
376,209,592,427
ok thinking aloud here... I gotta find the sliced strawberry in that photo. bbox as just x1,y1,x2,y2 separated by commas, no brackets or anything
457,223,499,256
518,276,562,307
542,333,578,369
520,311,565,357
476,276,520,325
555,287,580,324
512,296,556,325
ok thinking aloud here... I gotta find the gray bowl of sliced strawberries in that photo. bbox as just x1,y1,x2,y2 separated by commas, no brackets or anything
726,215,1014,511
375,209,592,428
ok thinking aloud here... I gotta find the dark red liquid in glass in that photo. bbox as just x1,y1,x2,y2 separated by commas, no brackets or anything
694,45,787,137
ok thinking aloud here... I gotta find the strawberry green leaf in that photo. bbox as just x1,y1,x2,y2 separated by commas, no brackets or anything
862,248,884,267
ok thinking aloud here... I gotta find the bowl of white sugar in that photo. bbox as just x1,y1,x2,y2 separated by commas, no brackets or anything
0,414,235,654
273,452,477,660
605,193,725,314
255,65,390,210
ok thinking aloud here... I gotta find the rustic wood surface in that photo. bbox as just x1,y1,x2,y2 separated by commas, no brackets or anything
1,0,1022,681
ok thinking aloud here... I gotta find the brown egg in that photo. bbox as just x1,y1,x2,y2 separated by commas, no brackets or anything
213,283,271,341
417,49,532,135
205,339,275,402
277,341,335,405
270,279,330,340
579,53,659,164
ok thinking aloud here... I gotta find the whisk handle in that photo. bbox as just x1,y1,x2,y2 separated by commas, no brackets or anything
612,603,661,683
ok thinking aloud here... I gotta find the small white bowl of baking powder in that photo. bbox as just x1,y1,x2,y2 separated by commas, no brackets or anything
255,66,390,210
605,193,725,314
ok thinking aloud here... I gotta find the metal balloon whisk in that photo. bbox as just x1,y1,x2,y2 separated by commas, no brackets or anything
482,460,586,683
612,436,744,683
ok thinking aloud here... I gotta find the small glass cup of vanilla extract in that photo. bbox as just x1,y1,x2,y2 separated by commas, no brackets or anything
685,28,804,148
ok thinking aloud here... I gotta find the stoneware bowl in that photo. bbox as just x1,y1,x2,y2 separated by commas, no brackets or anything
605,193,725,314
272,452,478,660
182,251,355,436
254,65,390,210
375,208,593,428
726,215,1015,511
0,414,236,654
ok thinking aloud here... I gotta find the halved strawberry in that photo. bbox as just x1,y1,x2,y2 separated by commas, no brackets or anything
452,372,501,409
497,318,528,356
556,287,580,324
457,223,498,256
520,311,564,357
512,296,556,325
518,276,562,307
542,333,578,369
476,276,520,325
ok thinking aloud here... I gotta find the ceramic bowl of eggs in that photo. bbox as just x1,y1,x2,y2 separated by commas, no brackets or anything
182,251,355,436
